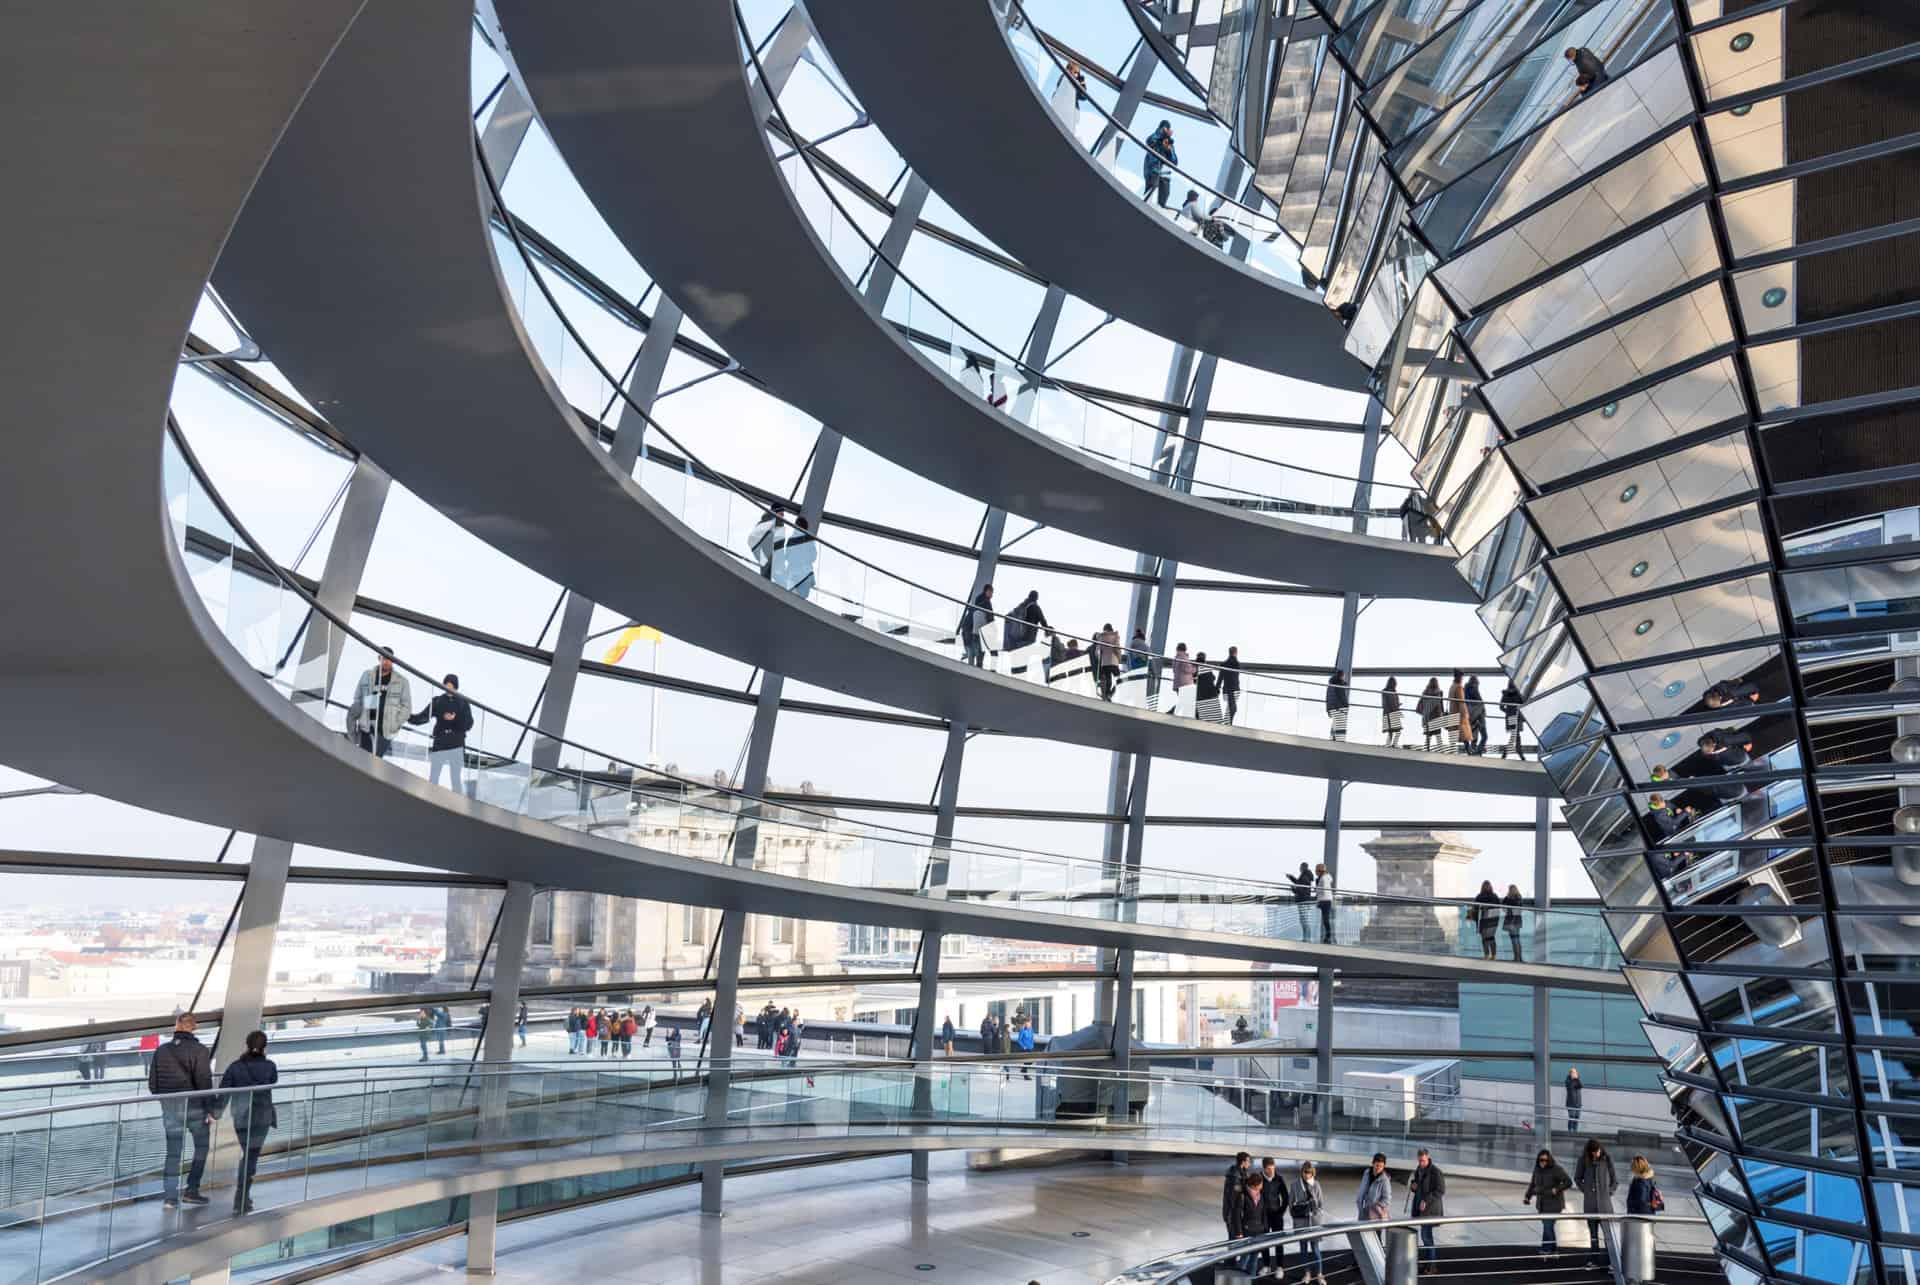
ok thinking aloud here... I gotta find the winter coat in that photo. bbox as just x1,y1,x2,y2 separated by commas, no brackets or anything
1095,628,1121,668
1626,1176,1662,1215
1576,1152,1618,1213
1222,1161,1250,1223
1356,1169,1392,1220
148,1032,216,1114
1220,655,1241,694
1195,668,1220,702
1228,1189,1271,1239
1173,655,1196,690
1006,597,1048,649
1289,869,1313,903
958,591,991,642
1526,1162,1573,1214
219,1052,279,1135
1471,889,1501,934
1288,1174,1325,1228
1325,677,1348,713
1143,126,1177,177
407,691,474,751
1381,687,1400,714
351,665,413,738
1565,1071,1584,1107
1417,689,1445,724
1408,1161,1446,1218
1502,890,1524,930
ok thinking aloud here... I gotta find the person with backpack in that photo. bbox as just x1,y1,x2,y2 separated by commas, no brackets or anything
1626,1156,1664,1215
218,1030,279,1214
1524,1148,1574,1254
598,1008,613,1057
148,1013,215,1208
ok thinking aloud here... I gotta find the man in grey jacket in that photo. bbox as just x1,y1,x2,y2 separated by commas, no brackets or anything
148,1013,216,1207
351,648,412,759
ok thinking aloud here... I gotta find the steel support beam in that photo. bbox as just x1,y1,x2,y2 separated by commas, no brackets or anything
466,880,533,1275
531,298,685,770
292,456,389,703
1533,795,1553,1146
1316,400,1383,1124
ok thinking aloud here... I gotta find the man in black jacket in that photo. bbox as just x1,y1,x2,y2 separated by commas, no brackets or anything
148,1013,216,1207
1257,1157,1288,1271
1409,1148,1447,1269
1221,1151,1252,1239
1565,1067,1583,1130
409,673,475,794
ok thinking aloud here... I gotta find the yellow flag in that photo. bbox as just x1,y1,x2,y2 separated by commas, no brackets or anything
602,625,664,664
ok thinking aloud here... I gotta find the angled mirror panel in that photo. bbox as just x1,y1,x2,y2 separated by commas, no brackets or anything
1830,848,1920,910
1725,1094,1860,1163
1835,913,1920,975
1671,905,1832,970
1846,978,1920,1043
1645,1017,1716,1080
1656,843,1820,912
1479,559,1567,650
1629,961,1702,1023
1587,643,1782,726
1786,556,1920,631
1796,628,1920,701
1750,316,1920,417
1552,503,1773,610
1482,283,1736,433
1528,431,1759,552
1434,128,1707,313
1689,972,1840,1035
1504,354,1747,490
1463,204,1722,376
1415,44,1694,253
1609,907,1682,965
1713,1034,1853,1100
1572,571,1779,668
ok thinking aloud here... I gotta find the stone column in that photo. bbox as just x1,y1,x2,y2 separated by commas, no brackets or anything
1339,830,1482,1010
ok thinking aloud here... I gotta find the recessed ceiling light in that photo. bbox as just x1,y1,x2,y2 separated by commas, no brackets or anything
1620,484,1639,503
1632,560,1650,577
1761,287,1787,308
1730,31,1754,52
1730,102,1753,117
1601,401,1619,418
1635,619,1654,635
1660,731,1681,748
1664,680,1686,698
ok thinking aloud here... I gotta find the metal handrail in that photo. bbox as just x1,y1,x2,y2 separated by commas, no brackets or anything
1103,1211,1712,1285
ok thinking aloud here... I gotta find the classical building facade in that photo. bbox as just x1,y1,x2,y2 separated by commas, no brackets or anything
446,777,857,986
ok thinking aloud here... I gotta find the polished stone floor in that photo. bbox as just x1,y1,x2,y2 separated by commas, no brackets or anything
314,1152,1712,1285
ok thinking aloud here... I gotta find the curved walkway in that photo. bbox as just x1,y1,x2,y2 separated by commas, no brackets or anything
0,0,1574,995
18,1062,1671,1282
805,1,1355,385
209,1,1538,794
492,0,1468,601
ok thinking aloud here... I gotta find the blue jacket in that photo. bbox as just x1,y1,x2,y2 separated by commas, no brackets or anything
1016,1026,1035,1052
1143,128,1177,177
